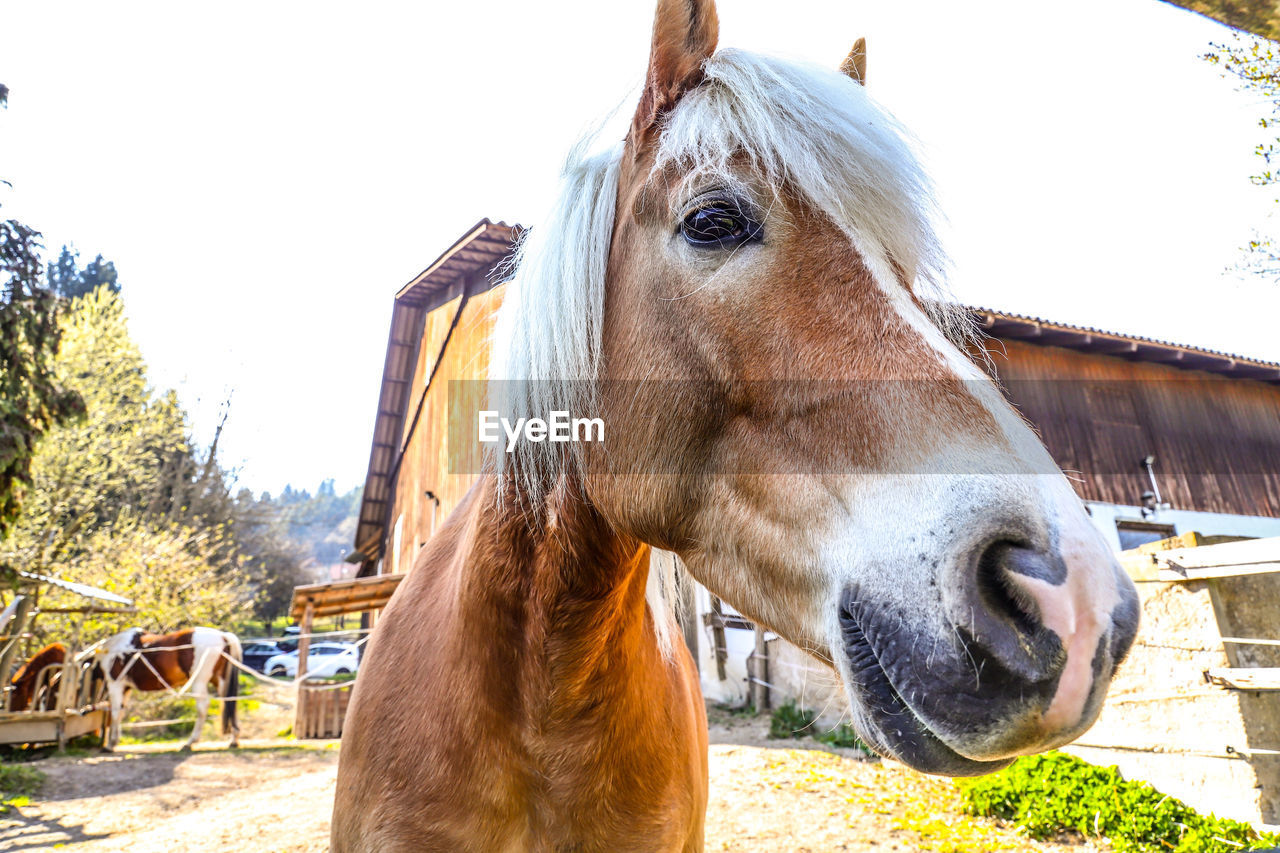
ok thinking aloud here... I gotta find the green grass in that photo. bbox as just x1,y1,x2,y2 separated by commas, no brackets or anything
958,751,1280,852
0,763,45,812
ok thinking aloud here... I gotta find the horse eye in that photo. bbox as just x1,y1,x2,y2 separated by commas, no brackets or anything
680,203,761,248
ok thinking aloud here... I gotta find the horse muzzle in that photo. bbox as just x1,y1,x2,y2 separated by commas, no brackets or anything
835,538,1139,776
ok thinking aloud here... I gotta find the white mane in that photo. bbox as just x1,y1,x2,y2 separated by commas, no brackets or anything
488,48,968,658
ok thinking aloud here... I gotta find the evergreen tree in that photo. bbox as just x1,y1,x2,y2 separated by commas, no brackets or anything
0,88,84,540
46,246,80,298
81,254,119,295
47,245,121,299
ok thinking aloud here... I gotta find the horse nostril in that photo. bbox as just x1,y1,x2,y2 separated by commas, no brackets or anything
976,542,1045,633
966,541,1064,682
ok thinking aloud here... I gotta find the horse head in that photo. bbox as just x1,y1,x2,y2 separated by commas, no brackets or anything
494,0,1139,775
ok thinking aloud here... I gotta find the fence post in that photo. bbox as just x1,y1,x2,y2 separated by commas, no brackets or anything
0,596,32,710
709,596,728,682
294,600,315,738
750,628,770,712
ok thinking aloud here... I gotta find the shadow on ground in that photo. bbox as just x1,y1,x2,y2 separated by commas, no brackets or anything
0,803,112,850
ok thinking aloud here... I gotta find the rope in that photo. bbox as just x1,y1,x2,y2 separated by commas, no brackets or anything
218,652,357,692
768,659,832,677
93,628,371,730
1070,741,1280,760
121,646,214,699
238,628,370,646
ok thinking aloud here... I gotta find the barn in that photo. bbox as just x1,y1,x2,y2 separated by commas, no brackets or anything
349,219,1280,822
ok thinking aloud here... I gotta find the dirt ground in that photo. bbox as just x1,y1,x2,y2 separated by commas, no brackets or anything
0,709,1105,853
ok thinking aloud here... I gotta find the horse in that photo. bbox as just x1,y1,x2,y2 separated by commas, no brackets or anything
7,643,68,712
332,1,1140,849
95,627,242,750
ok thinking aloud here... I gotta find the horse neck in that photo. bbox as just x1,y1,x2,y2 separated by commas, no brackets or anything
458,477,659,717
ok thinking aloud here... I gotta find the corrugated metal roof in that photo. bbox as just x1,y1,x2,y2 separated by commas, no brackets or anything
350,219,521,572
17,570,134,605
975,308,1280,383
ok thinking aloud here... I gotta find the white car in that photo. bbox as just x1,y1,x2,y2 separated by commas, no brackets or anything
263,642,360,679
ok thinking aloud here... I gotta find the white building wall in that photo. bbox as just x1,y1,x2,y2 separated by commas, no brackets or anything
1085,501,1280,550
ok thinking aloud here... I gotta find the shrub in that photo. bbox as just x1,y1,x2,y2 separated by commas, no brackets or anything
769,701,817,739
813,722,875,755
768,701,874,755
957,751,1280,852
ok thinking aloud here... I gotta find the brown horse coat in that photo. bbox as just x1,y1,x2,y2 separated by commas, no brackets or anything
8,643,67,712
333,482,708,851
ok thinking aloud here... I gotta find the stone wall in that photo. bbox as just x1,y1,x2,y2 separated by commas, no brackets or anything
1065,558,1280,826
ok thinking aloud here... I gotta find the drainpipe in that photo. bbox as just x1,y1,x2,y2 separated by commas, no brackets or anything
1141,455,1171,517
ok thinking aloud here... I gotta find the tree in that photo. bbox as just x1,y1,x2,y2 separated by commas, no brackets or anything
234,481,362,622
0,287,250,638
0,89,85,540
15,287,191,559
47,245,121,299
47,512,247,639
233,489,312,624
46,246,80,299
1206,34,1280,274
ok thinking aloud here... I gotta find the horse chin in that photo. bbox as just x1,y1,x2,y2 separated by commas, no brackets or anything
837,600,1013,778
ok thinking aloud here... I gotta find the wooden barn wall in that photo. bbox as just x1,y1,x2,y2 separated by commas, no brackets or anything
387,282,507,576
379,309,1280,573
988,340,1280,518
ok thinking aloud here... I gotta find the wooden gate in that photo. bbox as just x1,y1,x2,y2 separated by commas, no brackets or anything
295,681,352,739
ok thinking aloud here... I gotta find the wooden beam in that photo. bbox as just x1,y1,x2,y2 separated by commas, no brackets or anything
1156,536,1280,581
1160,562,1280,582
1206,668,1280,691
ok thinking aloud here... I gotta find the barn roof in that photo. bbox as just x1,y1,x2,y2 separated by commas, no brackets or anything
350,220,1280,573
349,219,521,570
290,574,404,620
975,308,1280,384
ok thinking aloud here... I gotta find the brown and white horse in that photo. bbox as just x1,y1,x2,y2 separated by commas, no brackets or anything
96,627,242,750
7,643,68,712
334,1,1140,849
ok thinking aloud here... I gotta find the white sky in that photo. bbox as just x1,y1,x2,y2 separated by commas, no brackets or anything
2,0,1277,496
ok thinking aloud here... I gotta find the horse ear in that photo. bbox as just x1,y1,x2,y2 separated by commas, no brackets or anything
630,0,719,149
840,37,867,86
